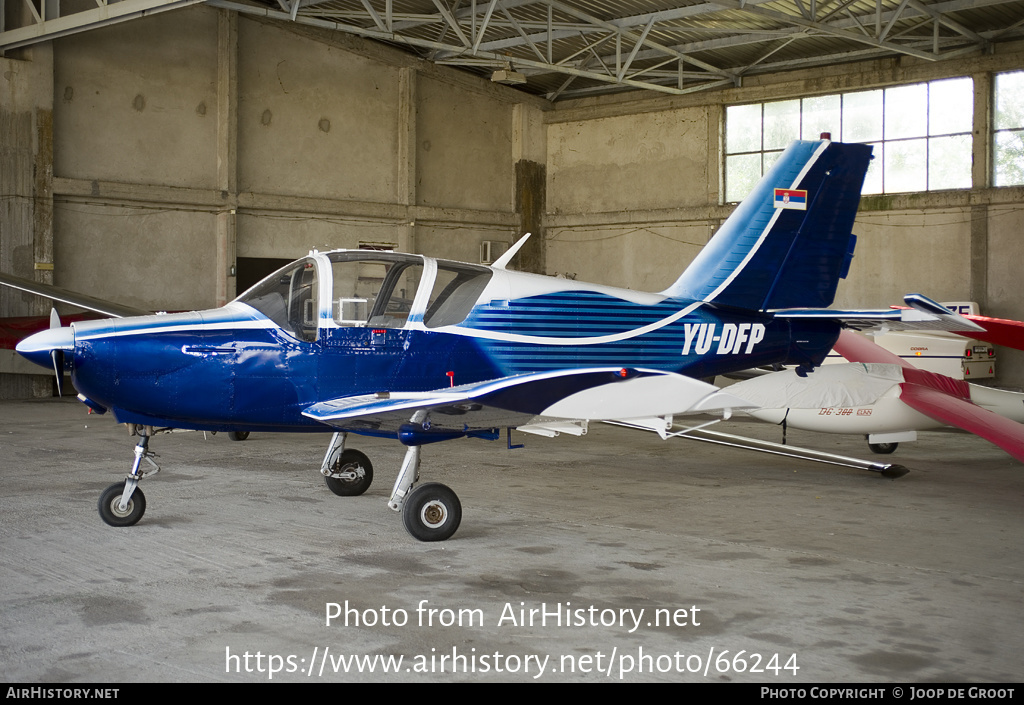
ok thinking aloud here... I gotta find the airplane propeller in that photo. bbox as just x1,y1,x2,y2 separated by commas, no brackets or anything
48,308,64,396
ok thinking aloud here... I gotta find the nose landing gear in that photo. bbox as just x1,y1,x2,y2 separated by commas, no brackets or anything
98,430,160,527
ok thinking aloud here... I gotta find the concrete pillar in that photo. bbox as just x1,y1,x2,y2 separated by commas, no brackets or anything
215,9,238,305
399,67,416,254
970,72,991,309
512,103,546,274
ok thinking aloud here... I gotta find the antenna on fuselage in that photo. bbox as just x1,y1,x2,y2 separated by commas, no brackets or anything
491,232,531,270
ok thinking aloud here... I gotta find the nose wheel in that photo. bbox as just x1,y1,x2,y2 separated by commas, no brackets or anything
98,431,159,527
98,481,147,526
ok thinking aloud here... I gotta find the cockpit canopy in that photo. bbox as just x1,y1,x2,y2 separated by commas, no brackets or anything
235,251,492,342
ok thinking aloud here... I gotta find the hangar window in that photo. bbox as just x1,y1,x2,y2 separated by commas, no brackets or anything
994,70,1024,187
725,77,974,201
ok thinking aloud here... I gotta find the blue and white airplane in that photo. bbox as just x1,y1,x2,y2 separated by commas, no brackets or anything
10,138,980,541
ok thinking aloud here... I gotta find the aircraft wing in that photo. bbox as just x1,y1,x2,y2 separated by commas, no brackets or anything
303,367,755,435
0,272,148,318
962,314,1024,352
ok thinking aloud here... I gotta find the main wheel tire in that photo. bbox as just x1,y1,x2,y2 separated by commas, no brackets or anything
324,449,373,496
98,482,147,527
868,442,898,454
228,431,250,441
402,482,462,542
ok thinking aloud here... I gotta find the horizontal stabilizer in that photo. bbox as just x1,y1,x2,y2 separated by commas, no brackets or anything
777,294,985,334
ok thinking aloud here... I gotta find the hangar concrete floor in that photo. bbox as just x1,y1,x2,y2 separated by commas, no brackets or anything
1,397,1022,683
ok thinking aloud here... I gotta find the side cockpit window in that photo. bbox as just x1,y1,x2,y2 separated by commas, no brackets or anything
330,256,422,329
236,259,318,342
424,263,492,328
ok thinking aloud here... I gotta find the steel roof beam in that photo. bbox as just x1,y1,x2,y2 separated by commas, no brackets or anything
0,0,203,49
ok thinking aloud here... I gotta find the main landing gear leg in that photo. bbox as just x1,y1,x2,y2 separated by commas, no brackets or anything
98,432,160,527
388,445,462,542
388,445,420,512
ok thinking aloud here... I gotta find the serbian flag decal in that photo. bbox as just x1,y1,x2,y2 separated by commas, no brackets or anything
773,188,807,210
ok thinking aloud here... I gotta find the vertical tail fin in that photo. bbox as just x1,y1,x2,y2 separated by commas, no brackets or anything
664,139,873,311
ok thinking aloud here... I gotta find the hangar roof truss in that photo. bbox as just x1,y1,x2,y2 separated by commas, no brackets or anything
2,0,1023,101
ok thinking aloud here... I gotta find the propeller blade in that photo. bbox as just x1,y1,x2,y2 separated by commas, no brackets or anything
50,307,62,329
50,349,63,396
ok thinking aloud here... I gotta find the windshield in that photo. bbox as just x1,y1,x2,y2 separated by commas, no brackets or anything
235,258,319,342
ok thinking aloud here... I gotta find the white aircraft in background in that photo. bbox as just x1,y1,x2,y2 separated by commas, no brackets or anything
726,329,1024,462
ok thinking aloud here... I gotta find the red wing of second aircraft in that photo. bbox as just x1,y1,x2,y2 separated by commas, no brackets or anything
834,330,1024,462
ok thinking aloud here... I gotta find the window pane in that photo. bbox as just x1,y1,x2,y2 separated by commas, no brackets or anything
842,90,883,142
726,104,763,153
885,84,927,140
994,71,1024,131
726,152,761,202
885,139,927,192
929,77,973,136
929,134,972,190
994,129,1024,187
763,99,800,150
802,95,841,140
728,78,976,198
862,143,883,195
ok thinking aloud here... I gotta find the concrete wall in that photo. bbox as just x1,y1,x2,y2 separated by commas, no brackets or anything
53,11,220,189
548,108,713,215
237,19,400,204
